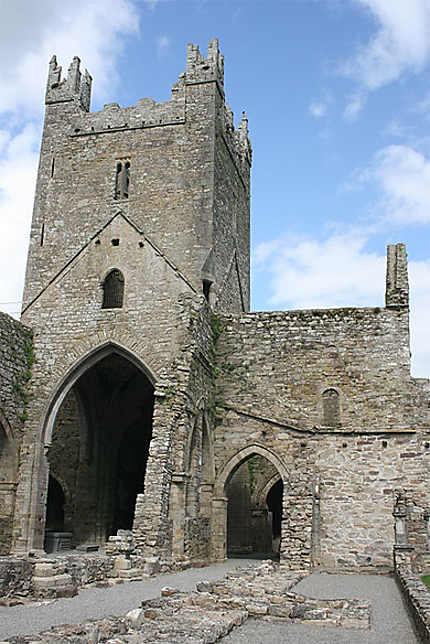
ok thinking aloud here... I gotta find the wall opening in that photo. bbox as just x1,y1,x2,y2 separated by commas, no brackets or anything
45,475,65,532
115,161,130,199
202,279,212,303
322,388,340,427
0,424,16,483
266,478,283,555
102,269,124,309
226,453,281,559
45,351,154,547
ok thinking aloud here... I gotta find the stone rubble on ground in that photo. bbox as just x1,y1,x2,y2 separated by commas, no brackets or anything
1,562,371,643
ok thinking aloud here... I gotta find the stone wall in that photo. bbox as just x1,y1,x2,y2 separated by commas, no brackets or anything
0,313,33,555
212,304,430,570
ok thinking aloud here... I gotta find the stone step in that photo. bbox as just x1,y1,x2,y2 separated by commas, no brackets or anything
32,573,74,589
118,568,143,579
33,562,59,578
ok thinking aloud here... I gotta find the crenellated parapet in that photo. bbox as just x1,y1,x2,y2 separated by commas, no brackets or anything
221,103,252,178
186,38,224,88
69,93,186,138
45,55,92,111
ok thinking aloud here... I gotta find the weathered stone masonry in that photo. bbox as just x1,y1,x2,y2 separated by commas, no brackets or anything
0,40,429,577
0,314,32,555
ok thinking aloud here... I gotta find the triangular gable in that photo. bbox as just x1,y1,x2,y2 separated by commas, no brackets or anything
22,212,196,313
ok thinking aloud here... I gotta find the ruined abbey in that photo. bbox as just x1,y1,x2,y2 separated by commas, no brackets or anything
1,40,429,579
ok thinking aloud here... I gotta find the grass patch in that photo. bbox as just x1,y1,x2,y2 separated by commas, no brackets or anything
421,575,430,589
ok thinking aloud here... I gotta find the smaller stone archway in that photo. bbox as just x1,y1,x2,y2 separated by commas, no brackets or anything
212,444,289,562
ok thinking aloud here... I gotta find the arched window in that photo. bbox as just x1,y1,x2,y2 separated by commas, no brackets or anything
322,388,340,427
115,161,130,199
102,269,124,309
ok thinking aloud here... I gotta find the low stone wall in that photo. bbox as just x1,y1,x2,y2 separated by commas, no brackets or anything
0,552,215,601
53,554,115,586
395,567,430,642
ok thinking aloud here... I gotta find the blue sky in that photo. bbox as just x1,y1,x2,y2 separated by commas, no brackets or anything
0,0,429,376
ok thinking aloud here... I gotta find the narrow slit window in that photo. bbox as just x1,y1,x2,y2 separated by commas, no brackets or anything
102,269,124,309
40,223,45,247
114,160,130,199
202,279,212,303
51,158,55,178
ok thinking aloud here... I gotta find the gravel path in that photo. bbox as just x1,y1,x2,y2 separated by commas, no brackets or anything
222,571,420,643
0,564,420,643
0,558,256,640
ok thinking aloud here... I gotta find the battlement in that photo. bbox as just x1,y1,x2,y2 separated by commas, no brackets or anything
69,93,186,137
386,243,409,308
186,38,224,87
46,55,92,111
56,41,250,171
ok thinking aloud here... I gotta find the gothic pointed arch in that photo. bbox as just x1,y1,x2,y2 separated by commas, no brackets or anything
257,472,282,508
42,341,157,447
215,443,289,497
218,444,286,558
42,342,155,546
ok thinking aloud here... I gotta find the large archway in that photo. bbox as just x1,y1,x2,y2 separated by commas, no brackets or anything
45,349,154,548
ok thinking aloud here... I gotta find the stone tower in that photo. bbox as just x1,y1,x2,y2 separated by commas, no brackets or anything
13,40,251,557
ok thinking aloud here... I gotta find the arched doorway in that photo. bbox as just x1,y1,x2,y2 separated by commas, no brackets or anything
226,454,282,558
212,444,289,562
45,349,154,547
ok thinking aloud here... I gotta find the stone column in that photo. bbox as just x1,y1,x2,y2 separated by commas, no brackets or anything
200,482,214,518
12,439,49,553
280,477,313,570
132,393,174,557
211,496,227,561
170,472,188,559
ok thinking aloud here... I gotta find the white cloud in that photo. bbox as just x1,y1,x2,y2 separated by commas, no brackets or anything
254,233,384,310
359,145,430,225
344,0,430,90
344,93,366,121
309,102,327,118
254,232,430,377
0,0,139,116
156,35,170,56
